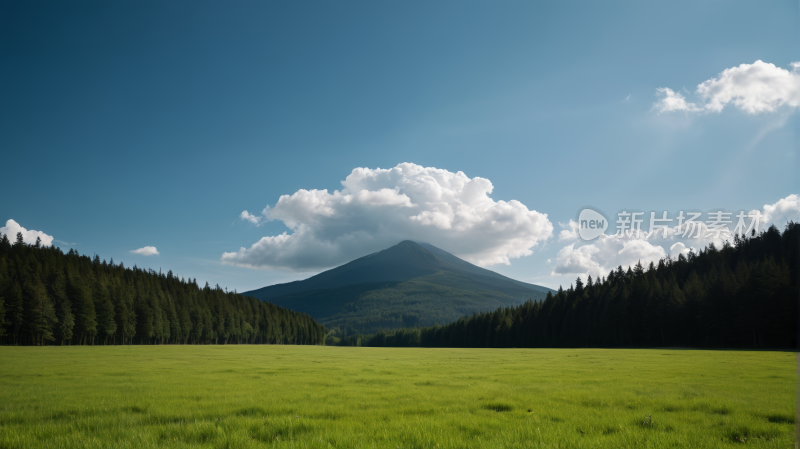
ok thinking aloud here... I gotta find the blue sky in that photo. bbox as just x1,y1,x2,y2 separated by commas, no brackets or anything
1,1,798,292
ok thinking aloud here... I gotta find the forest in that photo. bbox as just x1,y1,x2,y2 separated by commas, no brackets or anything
0,233,325,346
361,223,799,349
2,222,797,349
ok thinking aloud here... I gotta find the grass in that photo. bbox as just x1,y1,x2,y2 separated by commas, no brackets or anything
0,346,795,448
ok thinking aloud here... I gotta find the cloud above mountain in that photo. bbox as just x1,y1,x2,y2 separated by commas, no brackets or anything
0,219,54,246
551,194,800,280
655,60,800,114
223,163,553,271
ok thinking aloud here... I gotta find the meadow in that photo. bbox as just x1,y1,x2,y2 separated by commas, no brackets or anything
0,346,795,448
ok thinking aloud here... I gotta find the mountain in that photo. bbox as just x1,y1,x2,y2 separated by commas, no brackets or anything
243,241,555,334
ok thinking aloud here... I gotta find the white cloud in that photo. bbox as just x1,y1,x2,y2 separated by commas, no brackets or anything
655,60,800,114
551,194,800,279
552,243,602,275
240,210,262,225
131,246,160,256
222,163,554,271
761,194,800,228
0,219,54,246
557,221,580,242
552,234,667,279
654,87,700,113
669,242,692,258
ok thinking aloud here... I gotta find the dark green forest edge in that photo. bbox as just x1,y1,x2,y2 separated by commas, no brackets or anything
2,223,797,349
353,223,799,349
0,233,325,346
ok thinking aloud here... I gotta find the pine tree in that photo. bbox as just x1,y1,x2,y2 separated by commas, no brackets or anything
7,282,24,345
93,280,116,344
121,289,137,345
97,297,116,345
681,271,705,346
69,278,96,345
24,279,57,345
57,300,75,345
0,295,6,338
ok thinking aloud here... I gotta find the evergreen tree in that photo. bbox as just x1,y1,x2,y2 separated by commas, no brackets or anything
69,278,96,345
94,282,116,344
57,300,75,345
0,296,6,338
7,282,24,345
24,279,57,345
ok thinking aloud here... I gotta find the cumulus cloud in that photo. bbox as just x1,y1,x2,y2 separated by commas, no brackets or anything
551,194,800,279
761,194,800,228
223,163,553,271
130,246,160,256
0,219,54,246
552,243,602,275
553,234,667,278
655,60,800,114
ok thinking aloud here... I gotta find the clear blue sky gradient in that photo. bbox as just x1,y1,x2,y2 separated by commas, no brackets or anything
2,1,798,291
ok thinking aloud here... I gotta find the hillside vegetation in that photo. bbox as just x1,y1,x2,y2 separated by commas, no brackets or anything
0,233,325,346
365,223,799,349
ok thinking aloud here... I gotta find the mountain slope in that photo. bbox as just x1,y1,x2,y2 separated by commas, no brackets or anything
244,241,457,301
243,241,554,333
415,241,554,294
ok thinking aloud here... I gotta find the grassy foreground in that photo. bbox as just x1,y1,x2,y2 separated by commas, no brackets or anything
0,346,795,448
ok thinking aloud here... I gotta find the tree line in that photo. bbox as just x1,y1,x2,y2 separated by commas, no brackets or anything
0,233,326,346
363,223,799,349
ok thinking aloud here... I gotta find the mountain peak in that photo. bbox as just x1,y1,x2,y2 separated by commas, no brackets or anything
242,240,554,333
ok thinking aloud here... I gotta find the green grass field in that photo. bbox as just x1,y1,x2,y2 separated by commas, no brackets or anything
0,346,795,448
